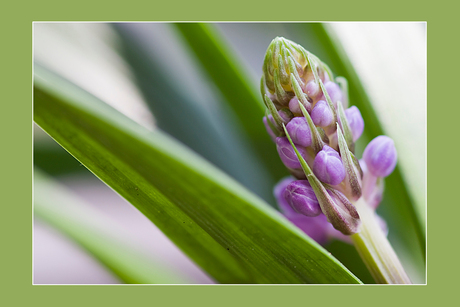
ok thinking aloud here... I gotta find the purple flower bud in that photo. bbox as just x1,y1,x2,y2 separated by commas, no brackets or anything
289,96,309,115
263,115,277,141
285,117,312,147
276,137,308,169
284,180,321,217
313,145,346,185
274,178,353,245
304,80,321,100
311,100,334,127
345,106,364,142
322,81,342,107
288,97,301,114
363,136,397,177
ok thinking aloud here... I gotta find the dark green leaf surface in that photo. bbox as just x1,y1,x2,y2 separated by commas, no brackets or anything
34,170,189,284
34,66,361,284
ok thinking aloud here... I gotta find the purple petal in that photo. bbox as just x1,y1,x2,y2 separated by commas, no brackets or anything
284,180,321,217
313,145,346,185
345,106,364,142
311,100,334,127
288,97,304,114
276,137,308,169
285,117,312,147
304,80,321,100
363,136,397,177
322,81,343,107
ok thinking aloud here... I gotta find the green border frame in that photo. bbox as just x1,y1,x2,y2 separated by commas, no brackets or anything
4,0,450,305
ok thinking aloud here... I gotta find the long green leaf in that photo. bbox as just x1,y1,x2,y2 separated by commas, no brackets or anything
34,169,189,284
34,65,361,284
174,23,286,181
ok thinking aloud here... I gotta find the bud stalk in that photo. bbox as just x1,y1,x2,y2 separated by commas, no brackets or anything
351,198,412,284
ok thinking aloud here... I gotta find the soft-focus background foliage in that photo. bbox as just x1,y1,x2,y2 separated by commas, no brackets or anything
33,22,426,284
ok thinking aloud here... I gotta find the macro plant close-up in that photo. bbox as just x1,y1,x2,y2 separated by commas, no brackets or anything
33,22,426,284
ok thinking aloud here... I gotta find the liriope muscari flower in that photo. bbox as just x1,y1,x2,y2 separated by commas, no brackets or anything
261,37,365,235
261,37,410,284
261,37,393,238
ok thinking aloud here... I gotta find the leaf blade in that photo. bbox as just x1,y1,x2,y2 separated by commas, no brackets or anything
33,66,361,284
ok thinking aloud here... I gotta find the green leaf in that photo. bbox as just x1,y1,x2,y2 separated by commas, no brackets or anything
173,23,286,181
34,65,361,284
34,169,189,284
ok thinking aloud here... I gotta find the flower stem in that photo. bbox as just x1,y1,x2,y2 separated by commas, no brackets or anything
351,198,411,284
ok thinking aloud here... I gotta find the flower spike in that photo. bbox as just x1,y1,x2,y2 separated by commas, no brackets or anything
263,37,411,284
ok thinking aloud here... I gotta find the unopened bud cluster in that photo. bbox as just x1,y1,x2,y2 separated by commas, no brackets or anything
261,37,397,242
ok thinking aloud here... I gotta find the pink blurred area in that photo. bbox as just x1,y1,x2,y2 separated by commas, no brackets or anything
33,174,215,285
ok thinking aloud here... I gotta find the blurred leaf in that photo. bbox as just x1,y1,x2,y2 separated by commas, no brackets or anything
34,169,189,284
174,23,286,181
113,24,278,205
34,65,361,284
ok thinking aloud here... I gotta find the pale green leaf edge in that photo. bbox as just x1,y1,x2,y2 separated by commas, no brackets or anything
34,169,190,284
